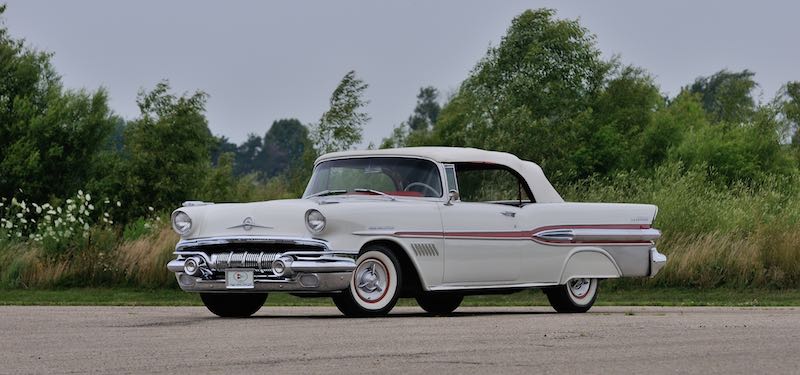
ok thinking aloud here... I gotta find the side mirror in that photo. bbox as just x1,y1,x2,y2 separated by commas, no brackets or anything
445,190,460,206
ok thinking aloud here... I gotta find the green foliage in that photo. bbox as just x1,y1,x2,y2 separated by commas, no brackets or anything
311,70,369,154
433,9,610,181
407,86,440,132
261,118,310,178
0,7,116,203
123,81,213,218
689,69,758,124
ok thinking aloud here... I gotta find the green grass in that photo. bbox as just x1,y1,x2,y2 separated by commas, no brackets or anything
1,287,799,307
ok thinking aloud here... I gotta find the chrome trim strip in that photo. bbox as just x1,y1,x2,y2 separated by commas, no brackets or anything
175,236,330,251
430,281,558,291
533,228,661,244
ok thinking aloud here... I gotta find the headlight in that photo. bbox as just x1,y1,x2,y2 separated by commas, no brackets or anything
171,211,192,235
305,209,326,234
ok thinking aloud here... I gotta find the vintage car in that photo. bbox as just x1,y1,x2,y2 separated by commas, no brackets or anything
167,147,666,317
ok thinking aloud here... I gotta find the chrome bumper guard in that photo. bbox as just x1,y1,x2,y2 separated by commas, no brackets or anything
649,247,667,277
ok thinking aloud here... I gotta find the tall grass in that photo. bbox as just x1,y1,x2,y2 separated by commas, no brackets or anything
1,164,798,289
561,163,800,288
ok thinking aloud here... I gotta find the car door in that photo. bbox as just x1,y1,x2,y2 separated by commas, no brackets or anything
439,163,533,285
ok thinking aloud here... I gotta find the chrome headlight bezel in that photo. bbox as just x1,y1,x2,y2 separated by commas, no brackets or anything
171,210,192,235
305,209,326,234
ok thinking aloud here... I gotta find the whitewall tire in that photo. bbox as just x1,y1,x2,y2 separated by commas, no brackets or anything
544,278,599,313
332,245,402,317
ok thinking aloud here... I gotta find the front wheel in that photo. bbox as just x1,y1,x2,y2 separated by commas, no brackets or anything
544,278,598,313
332,245,402,317
416,293,463,315
200,293,268,318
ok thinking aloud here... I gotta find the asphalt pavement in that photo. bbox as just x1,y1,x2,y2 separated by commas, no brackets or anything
2,305,798,374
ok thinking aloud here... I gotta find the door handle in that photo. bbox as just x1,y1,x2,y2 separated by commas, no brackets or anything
500,211,516,217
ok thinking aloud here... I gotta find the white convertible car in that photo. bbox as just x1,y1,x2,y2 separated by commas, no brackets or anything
167,147,666,317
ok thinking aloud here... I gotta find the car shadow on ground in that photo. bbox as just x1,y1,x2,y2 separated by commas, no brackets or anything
242,310,557,320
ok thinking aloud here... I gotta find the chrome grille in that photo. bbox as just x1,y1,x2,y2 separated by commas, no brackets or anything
209,252,278,272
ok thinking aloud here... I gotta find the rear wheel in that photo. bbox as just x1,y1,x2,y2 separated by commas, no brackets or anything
200,293,268,318
332,245,402,317
544,278,598,313
416,293,463,315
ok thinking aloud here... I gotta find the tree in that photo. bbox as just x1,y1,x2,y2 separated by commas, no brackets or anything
123,81,213,216
574,65,664,176
311,70,369,154
407,86,440,132
689,69,758,124
775,81,800,146
211,135,237,167
261,118,310,177
382,86,442,149
433,9,610,181
0,5,115,202
234,133,262,176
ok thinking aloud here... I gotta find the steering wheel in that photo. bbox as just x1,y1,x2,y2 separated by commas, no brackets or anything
403,182,439,197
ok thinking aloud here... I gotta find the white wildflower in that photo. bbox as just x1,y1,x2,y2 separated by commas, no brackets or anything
116,201,121,207
47,209,56,215
88,204,94,211
16,213,23,218
83,223,90,230
35,205,42,214
148,206,154,211
57,207,62,214
103,212,109,218
77,190,83,196
19,218,27,224
85,194,91,202
66,199,73,204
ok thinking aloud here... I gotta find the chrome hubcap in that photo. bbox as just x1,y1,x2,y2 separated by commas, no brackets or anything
355,260,388,302
569,278,591,298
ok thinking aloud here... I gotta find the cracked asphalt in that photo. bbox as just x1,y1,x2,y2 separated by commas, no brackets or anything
2,306,799,374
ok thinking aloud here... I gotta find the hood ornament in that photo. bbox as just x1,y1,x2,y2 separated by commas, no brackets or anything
227,217,273,231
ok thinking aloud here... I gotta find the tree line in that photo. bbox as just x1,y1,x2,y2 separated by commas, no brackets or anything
2,5,799,227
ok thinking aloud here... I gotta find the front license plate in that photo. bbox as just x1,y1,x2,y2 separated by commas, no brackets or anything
225,270,254,289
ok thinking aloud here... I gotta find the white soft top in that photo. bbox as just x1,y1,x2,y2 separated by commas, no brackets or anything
316,147,564,203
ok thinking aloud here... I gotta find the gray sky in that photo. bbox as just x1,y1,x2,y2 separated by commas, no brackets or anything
4,0,799,145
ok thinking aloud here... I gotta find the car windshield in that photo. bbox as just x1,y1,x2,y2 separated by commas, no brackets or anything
303,157,443,198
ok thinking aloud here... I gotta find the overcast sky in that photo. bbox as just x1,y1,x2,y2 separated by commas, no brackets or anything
4,0,799,145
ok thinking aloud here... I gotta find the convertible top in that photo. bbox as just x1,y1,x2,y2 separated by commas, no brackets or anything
316,147,564,203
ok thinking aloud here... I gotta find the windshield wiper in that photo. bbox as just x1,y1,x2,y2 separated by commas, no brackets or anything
306,189,348,198
354,188,396,201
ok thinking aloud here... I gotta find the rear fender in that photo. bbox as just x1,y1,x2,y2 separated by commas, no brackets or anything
558,247,621,284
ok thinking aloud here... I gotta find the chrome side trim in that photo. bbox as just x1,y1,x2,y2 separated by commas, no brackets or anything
533,228,661,244
430,281,557,291
175,236,330,251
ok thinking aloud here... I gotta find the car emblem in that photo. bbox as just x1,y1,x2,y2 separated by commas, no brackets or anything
227,217,273,231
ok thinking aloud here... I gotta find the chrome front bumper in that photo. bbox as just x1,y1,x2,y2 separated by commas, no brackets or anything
649,247,667,277
173,271,353,293
167,235,357,293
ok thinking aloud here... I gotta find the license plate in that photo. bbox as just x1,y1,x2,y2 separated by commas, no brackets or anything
225,270,254,289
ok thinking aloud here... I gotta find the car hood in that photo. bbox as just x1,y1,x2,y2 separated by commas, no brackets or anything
176,199,319,240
